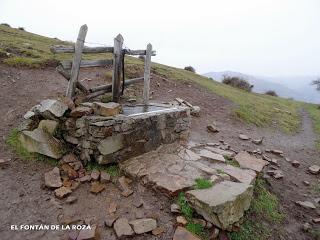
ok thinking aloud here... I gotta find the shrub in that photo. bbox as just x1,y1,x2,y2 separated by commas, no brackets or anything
184,66,196,73
18,27,25,31
222,75,253,92
1,23,11,27
265,90,278,97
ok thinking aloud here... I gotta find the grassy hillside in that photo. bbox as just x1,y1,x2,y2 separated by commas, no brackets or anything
305,104,320,148
0,23,306,133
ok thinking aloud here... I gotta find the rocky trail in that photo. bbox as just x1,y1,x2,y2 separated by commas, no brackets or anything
0,64,320,240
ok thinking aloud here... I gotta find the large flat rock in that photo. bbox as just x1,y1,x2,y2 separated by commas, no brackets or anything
186,181,253,230
93,102,121,117
19,128,63,159
234,151,268,172
38,99,68,118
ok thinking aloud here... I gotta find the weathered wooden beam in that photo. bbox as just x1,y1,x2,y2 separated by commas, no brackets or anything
51,45,114,54
66,24,88,98
112,34,124,102
90,77,144,93
51,45,156,56
125,49,156,56
56,65,89,94
60,59,113,69
143,44,152,104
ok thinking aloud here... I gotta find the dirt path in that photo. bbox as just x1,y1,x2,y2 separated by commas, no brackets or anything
0,64,319,239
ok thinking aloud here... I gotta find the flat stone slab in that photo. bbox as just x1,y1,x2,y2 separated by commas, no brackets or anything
38,99,68,118
129,218,157,234
234,151,268,172
186,181,253,230
120,148,204,195
205,146,235,158
199,149,225,163
113,218,134,238
93,102,121,117
173,226,201,240
44,167,62,188
19,128,63,159
210,163,257,184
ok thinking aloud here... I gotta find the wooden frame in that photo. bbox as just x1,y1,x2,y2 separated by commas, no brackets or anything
52,25,155,102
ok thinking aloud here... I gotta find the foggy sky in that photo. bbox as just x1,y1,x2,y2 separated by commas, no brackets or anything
1,0,320,77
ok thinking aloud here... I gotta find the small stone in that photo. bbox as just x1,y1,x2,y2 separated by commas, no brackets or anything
118,176,133,197
173,226,201,240
210,227,220,239
313,218,320,223
113,218,134,238
107,201,117,214
38,120,58,134
190,106,201,117
70,181,80,190
129,218,157,234
79,175,91,183
44,167,62,188
70,106,93,118
291,160,300,168
273,170,284,179
100,171,111,183
61,164,78,180
54,186,72,199
61,153,79,163
66,196,77,204
176,216,188,225
303,181,310,186
105,214,117,227
0,159,10,168
24,111,36,119
91,170,100,181
295,201,316,209
63,135,79,145
238,134,250,140
38,99,68,118
271,149,284,155
285,157,291,162
93,102,121,117
171,203,180,213
308,165,320,174
193,219,206,227
207,124,219,133
252,138,263,145
77,225,98,240
302,222,312,232
234,151,268,172
152,226,166,235
90,182,105,194
132,197,143,208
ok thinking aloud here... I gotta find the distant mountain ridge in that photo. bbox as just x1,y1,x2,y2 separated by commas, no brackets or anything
203,71,319,103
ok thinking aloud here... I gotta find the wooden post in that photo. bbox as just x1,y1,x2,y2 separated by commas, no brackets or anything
112,34,124,102
143,43,152,104
66,24,88,98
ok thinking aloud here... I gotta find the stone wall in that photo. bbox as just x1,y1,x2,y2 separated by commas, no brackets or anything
72,107,191,164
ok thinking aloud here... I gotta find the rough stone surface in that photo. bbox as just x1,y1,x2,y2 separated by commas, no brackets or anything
295,201,316,209
113,218,134,238
173,226,201,240
38,99,68,118
199,149,225,162
238,134,250,140
176,216,188,225
207,124,219,133
291,160,300,168
129,218,157,234
186,181,253,230
205,146,234,158
98,135,124,156
19,128,63,159
93,102,121,117
38,120,58,134
44,167,62,188
54,186,72,199
77,226,98,240
100,171,111,183
70,106,93,118
308,165,320,174
234,151,268,172
90,182,106,194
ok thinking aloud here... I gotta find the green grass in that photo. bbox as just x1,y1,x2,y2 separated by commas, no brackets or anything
177,192,193,221
5,128,57,165
186,223,209,240
229,177,284,240
305,103,320,149
86,161,120,177
194,178,213,189
0,24,303,133
224,156,240,167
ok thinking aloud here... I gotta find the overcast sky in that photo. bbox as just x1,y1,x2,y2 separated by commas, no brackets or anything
1,0,320,77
